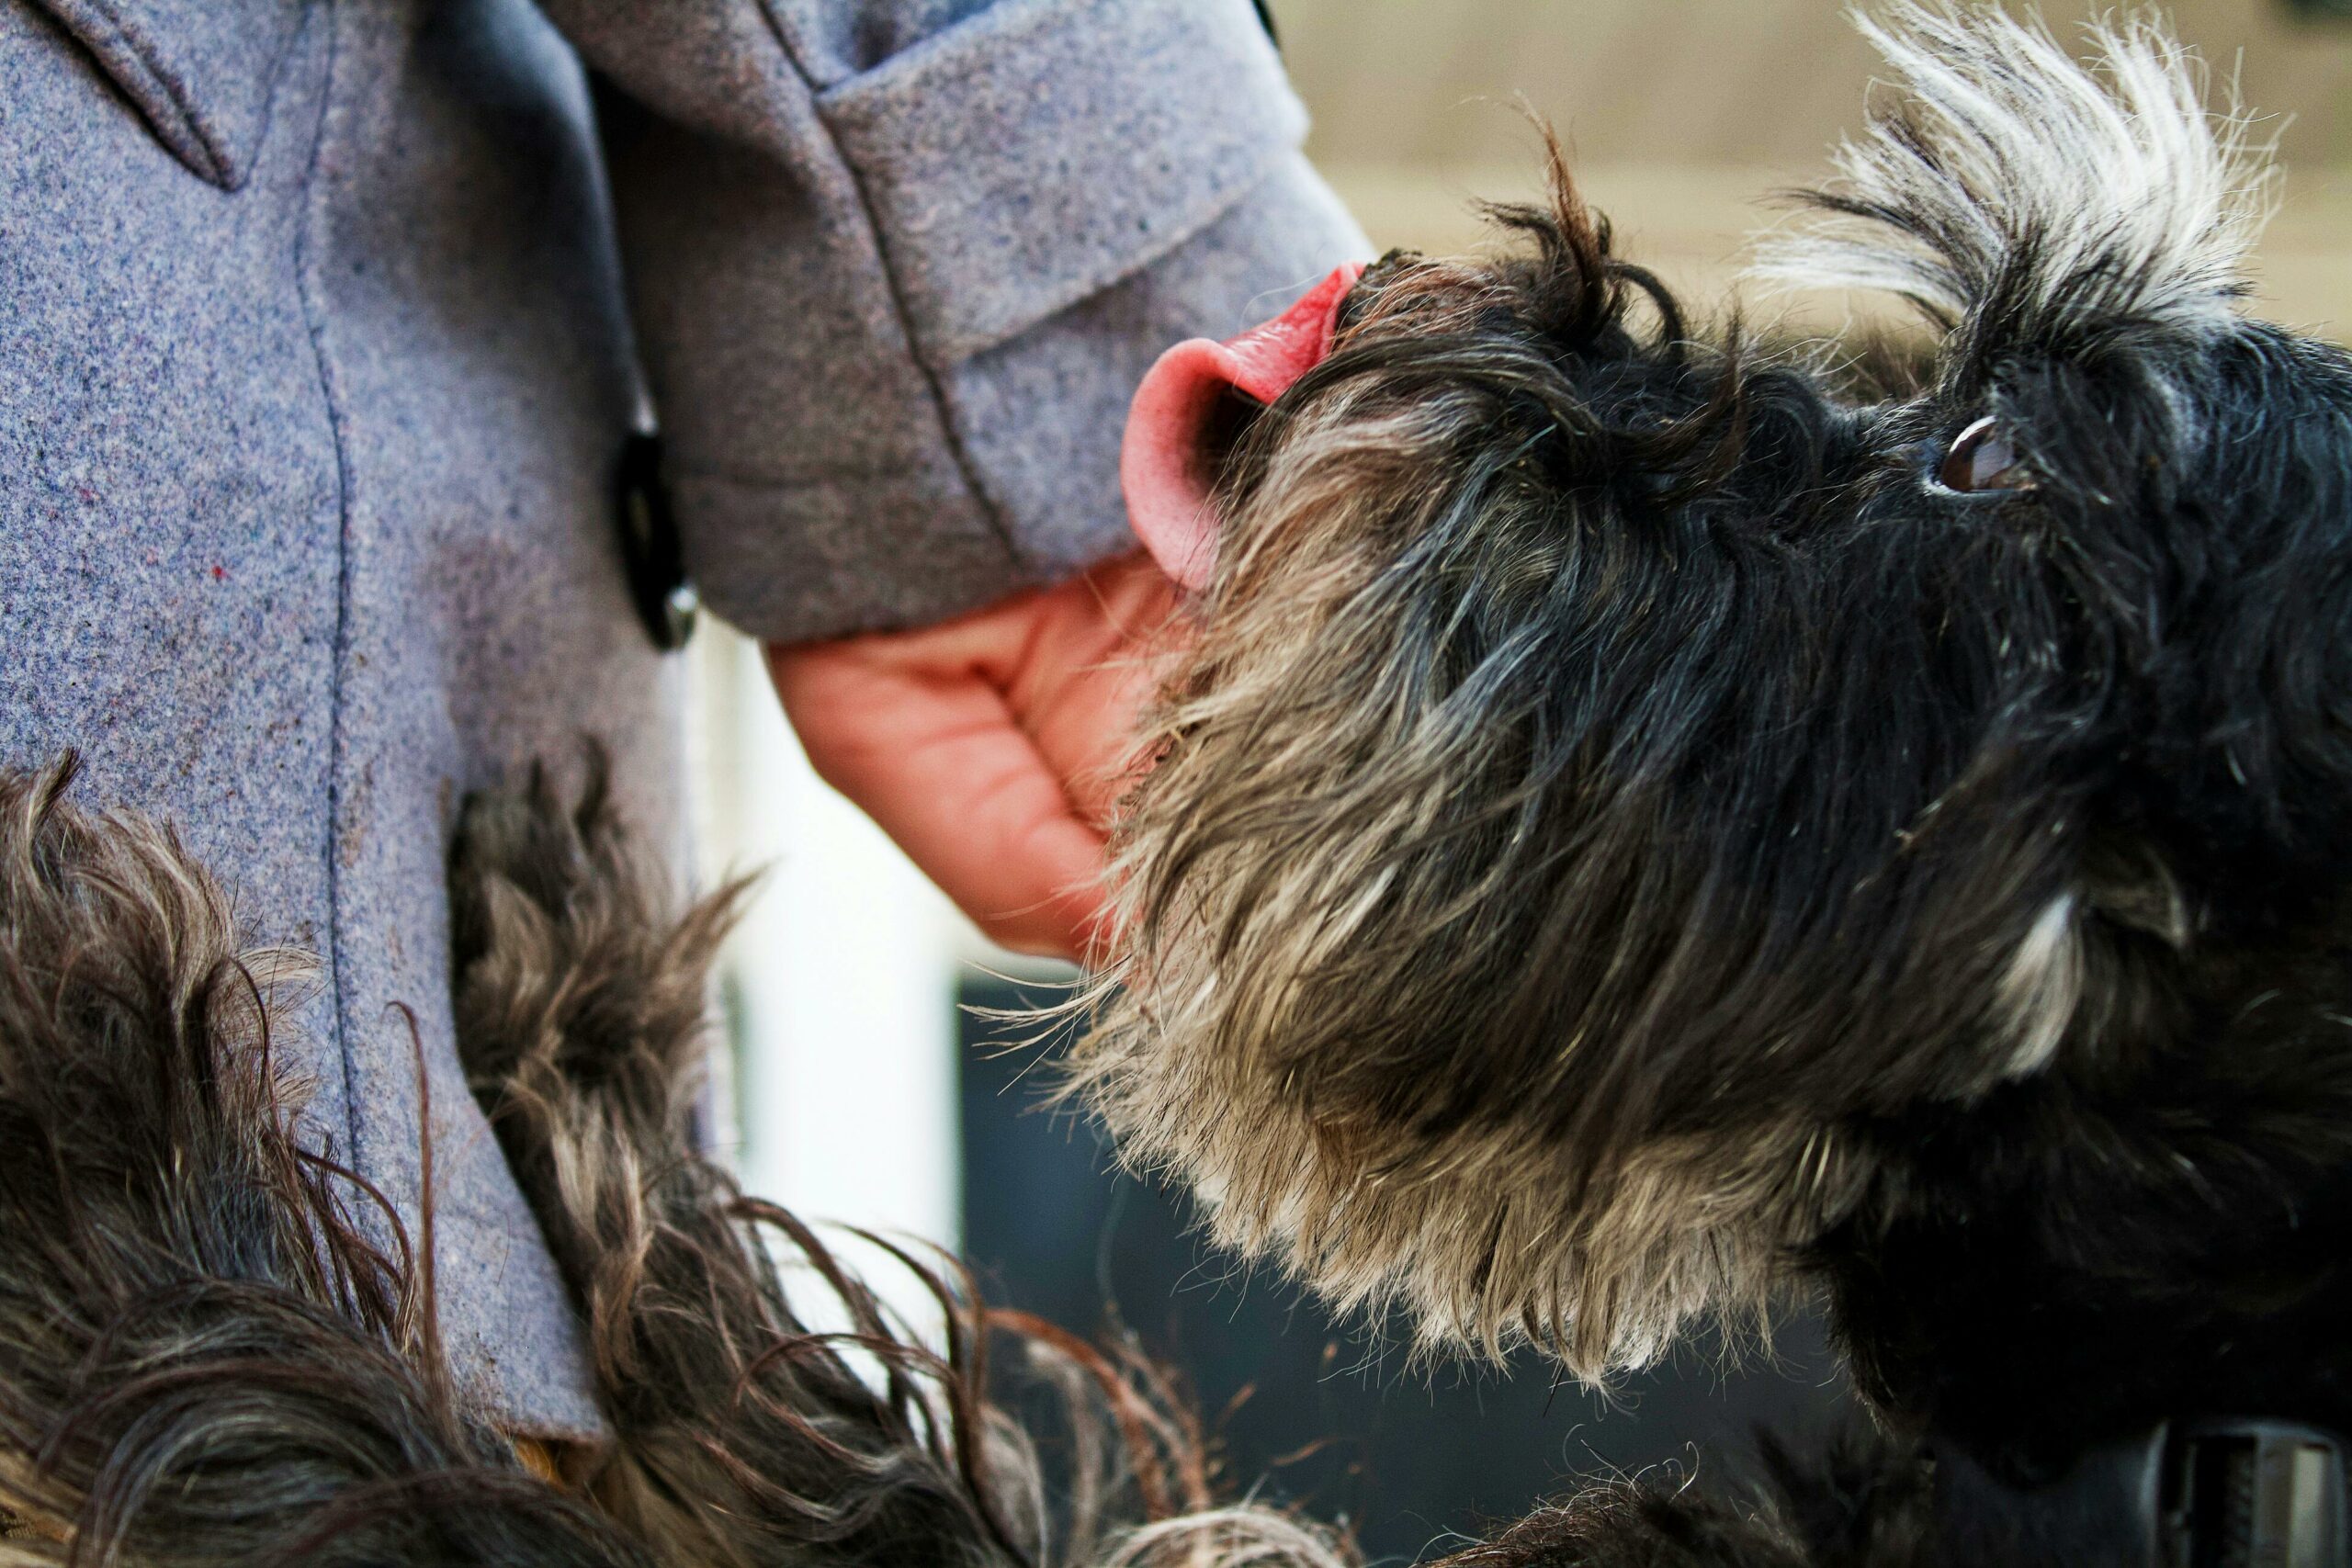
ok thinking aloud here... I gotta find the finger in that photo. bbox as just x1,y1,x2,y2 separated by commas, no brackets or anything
1001,559,1195,827
768,646,1110,960
1018,641,1168,829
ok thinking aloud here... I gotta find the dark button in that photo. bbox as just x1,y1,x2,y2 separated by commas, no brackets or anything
616,431,698,653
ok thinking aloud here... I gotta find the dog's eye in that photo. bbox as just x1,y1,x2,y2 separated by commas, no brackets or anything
1937,416,2034,493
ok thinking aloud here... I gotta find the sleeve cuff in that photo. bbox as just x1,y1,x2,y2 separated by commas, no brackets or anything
678,457,1028,643
816,0,1310,367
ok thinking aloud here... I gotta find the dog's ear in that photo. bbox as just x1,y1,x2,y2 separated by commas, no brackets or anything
1754,5,2270,338
1121,262,1364,591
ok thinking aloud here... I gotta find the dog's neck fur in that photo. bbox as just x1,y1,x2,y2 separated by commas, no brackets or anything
1814,871,2352,1478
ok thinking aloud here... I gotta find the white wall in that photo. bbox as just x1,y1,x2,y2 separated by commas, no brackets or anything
686,624,966,1259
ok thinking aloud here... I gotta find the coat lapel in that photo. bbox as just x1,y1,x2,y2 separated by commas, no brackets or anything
32,0,311,190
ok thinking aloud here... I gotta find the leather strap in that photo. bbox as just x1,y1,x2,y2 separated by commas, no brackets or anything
2163,1420,2347,1568
1931,1420,2349,1567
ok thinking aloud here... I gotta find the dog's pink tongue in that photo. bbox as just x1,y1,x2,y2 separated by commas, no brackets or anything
1216,260,1366,401
1123,262,1367,592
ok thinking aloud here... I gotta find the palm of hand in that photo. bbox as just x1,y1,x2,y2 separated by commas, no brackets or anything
766,554,1184,960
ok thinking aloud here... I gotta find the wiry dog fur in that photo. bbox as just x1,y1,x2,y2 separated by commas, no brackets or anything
445,761,1352,1568
0,754,1354,1568
1075,0,2352,1510
0,760,641,1565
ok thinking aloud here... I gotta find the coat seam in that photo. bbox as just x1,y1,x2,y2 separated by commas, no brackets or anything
287,0,362,1170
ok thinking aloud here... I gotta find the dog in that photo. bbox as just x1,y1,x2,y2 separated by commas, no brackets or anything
1085,4,2352,1562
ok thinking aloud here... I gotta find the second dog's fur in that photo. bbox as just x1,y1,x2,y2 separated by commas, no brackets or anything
0,757,1352,1568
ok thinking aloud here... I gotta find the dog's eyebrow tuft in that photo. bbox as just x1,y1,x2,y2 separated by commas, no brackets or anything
1752,4,2278,338
1996,890,2085,1078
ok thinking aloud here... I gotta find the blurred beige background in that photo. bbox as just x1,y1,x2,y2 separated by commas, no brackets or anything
1272,0,2352,335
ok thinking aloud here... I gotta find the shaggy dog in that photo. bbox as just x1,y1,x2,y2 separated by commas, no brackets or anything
1088,4,2352,1562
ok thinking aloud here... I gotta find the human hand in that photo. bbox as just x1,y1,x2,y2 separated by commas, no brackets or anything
765,554,1185,962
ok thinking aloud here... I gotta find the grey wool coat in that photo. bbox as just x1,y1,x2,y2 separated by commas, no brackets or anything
0,0,1365,1438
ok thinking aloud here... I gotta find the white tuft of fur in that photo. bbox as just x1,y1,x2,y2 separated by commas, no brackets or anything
1996,892,2084,1077
1102,1509,1357,1568
1756,5,2278,333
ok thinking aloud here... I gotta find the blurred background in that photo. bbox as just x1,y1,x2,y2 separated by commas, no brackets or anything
687,3,2352,1558
1287,0,2352,329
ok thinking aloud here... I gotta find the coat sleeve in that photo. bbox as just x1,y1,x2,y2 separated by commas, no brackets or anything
536,0,1370,643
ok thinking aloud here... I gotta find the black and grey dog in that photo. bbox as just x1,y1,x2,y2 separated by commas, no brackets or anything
0,752,1900,1568
1091,4,2352,1562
